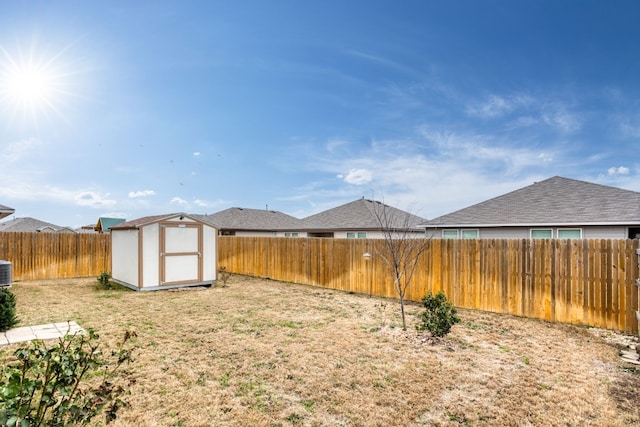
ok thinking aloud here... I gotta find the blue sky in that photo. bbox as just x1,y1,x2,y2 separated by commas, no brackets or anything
1,1,639,227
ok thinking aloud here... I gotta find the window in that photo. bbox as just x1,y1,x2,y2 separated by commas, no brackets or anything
347,232,367,239
530,229,552,239
461,229,479,239
442,230,459,239
557,228,581,239
284,232,298,238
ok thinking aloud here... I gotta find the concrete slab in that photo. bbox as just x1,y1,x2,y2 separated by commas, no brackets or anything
5,326,36,344
1,322,85,347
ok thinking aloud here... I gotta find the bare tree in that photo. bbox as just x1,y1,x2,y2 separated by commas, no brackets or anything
369,198,430,331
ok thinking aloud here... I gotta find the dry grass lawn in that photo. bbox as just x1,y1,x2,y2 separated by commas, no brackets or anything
2,275,640,426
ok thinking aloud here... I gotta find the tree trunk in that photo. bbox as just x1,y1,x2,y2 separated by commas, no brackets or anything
399,293,407,330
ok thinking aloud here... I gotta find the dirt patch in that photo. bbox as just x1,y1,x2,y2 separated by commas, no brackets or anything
2,275,639,426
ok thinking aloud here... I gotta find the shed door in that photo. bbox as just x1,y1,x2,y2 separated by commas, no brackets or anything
160,223,203,285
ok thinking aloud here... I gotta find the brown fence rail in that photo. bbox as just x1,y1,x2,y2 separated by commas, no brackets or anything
218,237,640,333
0,232,111,280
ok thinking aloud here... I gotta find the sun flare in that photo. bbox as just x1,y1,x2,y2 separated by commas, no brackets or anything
0,43,74,124
4,66,53,106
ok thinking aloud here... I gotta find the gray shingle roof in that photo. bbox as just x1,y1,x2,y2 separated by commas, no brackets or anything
422,176,640,227
0,204,14,220
0,217,66,232
201,208,303,231
302,198,425,230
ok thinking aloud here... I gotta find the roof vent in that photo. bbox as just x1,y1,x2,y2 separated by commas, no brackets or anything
0,261,11,287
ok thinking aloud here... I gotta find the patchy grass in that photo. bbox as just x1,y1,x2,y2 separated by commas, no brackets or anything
2,275,640,426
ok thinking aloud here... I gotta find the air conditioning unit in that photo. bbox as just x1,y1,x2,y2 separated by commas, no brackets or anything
0,261,11,287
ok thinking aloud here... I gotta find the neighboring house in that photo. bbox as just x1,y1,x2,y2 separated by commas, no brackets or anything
0,204,14,220
95,217,126,233
301,198,426,239
198,208,304,237
421,176,640,239
0,217,75,233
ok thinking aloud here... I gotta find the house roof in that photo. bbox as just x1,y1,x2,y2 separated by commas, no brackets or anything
302,198,426,231
110,213,217,230
199,208,303,231
0,217,68,233
95,217,126,232
0,204,14,220
422,176,640,228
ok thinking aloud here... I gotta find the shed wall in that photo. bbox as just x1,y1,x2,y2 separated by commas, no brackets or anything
141,223,160,288
112,229,139,287
203,225,217,280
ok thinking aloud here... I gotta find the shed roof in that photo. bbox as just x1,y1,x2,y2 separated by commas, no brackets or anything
110,213,214,230
302,198,425,231
422,176,640,227
199,208,303,231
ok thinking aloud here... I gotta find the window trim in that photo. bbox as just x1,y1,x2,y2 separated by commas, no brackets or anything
530,229,553,239
557,228,582,239
442,229,459,239
461,229,479,239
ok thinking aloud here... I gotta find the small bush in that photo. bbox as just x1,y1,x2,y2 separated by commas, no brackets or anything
416,291,460,337
0,288,18,332
98,270,113,289
0,328,137,426
218,267,231,287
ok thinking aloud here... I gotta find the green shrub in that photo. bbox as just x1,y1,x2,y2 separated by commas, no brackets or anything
0,329,137,426
0,288,18,332
416,291,460,337
97,271,113,289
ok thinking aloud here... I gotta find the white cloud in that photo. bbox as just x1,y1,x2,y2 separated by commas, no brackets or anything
0,137,41,163
341,168,372,185
193,152,200,156
538,153,553,162
291,128,567,219
608,166,630,175
170,197,188,205
466,94,532,119
541,108,581,133
101,212,127,219
128,190,156,198
75,191,117,208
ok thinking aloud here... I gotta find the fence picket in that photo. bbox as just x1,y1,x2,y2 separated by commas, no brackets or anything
1,232,638,332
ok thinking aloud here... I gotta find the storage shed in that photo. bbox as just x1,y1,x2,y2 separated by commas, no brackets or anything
110,213,217,291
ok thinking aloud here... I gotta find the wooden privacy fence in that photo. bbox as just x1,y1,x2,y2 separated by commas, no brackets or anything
0,232,111,280
218,237,640,333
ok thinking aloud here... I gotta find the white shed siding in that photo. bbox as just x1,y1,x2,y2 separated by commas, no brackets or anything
142,223,160,288
203,225,217,281
112,214,219,290
112,229,139,287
